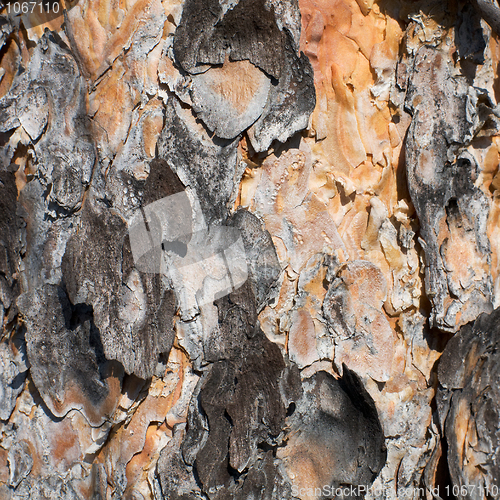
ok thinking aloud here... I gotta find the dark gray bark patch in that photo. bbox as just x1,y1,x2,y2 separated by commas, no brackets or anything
173,0,284,79
228,209,281,312
179,282,296,498
158,428,204,500
247,32,316,153
0,340,27,421
62,194,176,380
403,45,493,331
16,177,76,302
231,450,292,500
142,158,186,205
157,99,241,224
284,368,386,495
194,360,235,491
456,2,487,64
0,31,94,212
170,0,315,151
475,0,500,36
0,168,20,320
17,284,121,426
438,307,500,494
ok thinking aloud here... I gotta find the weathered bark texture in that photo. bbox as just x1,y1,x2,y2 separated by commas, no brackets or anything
2,0,500,499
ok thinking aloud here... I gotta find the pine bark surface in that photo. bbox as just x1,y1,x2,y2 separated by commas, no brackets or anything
1,0,500,499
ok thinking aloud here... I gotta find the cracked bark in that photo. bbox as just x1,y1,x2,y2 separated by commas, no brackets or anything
1,0,500,499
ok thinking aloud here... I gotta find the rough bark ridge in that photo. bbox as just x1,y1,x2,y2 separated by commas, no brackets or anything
1,0,500,499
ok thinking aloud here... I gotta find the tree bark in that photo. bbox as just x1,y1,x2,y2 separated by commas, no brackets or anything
1,0,500,499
